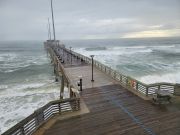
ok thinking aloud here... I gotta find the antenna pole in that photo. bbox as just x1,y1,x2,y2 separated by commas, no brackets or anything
47,23,49,40
48,18,52,40
51,0,56,40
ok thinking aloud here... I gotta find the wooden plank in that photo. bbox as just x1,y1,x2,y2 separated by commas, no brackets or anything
43,84,180,135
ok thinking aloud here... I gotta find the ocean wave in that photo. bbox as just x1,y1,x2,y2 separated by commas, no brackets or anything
111,46,147,50
109,45,175,50
0,86,68,134
0,85,8,90
0,53,49,73
85,47,107,51
0,53,18,62
151,45,175,48
75,47,153,57
0,92,59,133
0,81,56,95
139,71,180,84
0,61,49,73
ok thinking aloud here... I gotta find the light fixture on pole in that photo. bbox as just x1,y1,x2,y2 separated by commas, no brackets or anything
90,55,95,82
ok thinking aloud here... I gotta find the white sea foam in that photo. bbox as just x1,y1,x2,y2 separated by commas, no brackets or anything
0,55,49,73
111,46,147,50
0,81,60,134
0,53,18,62
139,71,180,84
151,45,175,48
0,85,8,90
109,45,175,50
75,47,152,57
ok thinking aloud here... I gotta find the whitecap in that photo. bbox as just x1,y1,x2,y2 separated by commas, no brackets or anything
138,71,180,84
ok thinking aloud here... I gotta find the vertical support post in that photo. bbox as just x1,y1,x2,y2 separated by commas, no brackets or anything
126,77,129,87
70,47,72,65
58,103,61,114
136,82,139,90
60,75,64,99
158,85,160,94
80,78,82,91
146,86,149,96
120,75,122,82
90,55,94,82
50,0,56,40
114,71,116,79
47,18,51,40
20,127,25,135
174,84,180,95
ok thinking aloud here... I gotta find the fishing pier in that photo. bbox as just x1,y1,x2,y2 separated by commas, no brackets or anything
2,40,180,135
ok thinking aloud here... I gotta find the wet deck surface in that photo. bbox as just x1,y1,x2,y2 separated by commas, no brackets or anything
43,84,180,135
41,48,180,135
65,66,118,89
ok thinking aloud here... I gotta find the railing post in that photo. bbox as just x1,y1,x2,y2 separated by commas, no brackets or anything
76,98,80,111
120,75,122,82
174,84,180,96
146,86,148,96
35,110,44,126
136,82,139,90
80,78,82,91
158,85,160,93
114,71,116,79
59,103,61,114
126,77,129,87
20,127,25,135
60,75,64,99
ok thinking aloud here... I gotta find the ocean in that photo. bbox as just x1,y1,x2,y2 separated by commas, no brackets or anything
64,37,180,84
0,37,180,133
0,41,60,133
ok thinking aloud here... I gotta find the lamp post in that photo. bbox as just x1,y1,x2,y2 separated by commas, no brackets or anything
90,55,94,82
78,76,83,91
69,47,72,65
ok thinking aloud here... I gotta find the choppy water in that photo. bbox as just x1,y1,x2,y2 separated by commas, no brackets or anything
63,37,180,84
0,41,60,133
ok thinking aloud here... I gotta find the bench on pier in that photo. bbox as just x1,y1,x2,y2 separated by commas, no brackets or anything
153,90,172,104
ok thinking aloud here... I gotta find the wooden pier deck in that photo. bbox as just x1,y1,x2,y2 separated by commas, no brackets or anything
35,43,180,135
42,84,180,135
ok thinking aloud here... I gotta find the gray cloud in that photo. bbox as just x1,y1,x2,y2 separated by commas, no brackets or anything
0,0,180,40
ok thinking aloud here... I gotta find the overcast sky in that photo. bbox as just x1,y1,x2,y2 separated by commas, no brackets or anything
0,0,180,41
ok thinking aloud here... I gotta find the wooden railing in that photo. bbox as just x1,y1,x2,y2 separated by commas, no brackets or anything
47,46,81,97
55,44,179,97
2,98,80,135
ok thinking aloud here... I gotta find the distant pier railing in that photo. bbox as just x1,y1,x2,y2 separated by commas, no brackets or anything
2,98,80,135
53,43,180,97
47,45,81,98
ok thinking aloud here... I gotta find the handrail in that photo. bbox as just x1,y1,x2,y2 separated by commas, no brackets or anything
2,98,80,135
47,46,80,98
54,43,179,97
